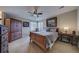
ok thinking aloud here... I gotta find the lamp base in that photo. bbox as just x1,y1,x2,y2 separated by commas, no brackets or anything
64,30,67,34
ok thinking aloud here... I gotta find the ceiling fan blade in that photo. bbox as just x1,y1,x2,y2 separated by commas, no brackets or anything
27,12,34,16
38,13,43,15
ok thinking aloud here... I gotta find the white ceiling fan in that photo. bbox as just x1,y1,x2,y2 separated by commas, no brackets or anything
27,6,43,17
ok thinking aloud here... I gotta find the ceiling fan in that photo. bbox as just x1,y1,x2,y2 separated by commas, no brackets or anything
27,6,43,17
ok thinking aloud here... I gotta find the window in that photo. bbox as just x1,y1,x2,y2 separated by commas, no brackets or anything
30,22,43,31
30,22,37,31
38,22,43,31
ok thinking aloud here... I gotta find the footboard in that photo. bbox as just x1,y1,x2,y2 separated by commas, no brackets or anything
30,32,48,52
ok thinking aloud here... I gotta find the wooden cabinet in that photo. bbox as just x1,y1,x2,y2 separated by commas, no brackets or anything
4,18,22,42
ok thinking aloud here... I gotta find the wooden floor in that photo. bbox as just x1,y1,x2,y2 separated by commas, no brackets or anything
9,36,79,53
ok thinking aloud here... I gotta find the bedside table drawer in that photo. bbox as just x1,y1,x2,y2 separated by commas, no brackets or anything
61,36,70,43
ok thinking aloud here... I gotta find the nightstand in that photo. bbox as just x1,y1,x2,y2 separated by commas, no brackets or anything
58,32,79,46
58,32,73,43
71,35,79,46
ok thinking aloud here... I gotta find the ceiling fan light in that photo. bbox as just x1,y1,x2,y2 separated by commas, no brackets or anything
33,14,37,17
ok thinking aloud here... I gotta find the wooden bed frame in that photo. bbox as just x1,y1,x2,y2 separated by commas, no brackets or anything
30,32,49,52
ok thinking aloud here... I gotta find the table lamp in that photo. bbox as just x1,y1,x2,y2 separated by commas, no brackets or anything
64,27,69,33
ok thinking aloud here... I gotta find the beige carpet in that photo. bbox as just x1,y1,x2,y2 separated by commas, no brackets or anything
9,36,79,53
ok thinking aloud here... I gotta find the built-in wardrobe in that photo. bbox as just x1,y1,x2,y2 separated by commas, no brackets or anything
4,18,22,42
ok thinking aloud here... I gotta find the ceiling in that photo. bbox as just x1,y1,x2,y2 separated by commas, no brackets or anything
0,6,78,21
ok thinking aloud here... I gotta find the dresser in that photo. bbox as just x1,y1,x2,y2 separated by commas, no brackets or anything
0,25,8,53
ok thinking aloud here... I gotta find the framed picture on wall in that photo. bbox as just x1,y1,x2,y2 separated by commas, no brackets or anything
23,22,29,27
46,17,57,27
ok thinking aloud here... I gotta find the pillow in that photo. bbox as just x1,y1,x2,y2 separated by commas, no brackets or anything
50,28,56,32
46,27,57,32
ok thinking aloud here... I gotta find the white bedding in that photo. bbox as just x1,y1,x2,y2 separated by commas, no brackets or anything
33,31,53,36
46,32,58,48
32,31,58,48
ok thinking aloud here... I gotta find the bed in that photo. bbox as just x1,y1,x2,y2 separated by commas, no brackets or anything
30,30,58,52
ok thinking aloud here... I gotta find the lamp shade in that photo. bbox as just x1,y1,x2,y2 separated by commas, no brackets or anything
64,27,69,30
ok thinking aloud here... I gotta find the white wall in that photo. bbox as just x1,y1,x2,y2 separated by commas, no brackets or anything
43,10,77,33
22,20,30,37
22,27,30,37
0,20,3,24
77,8,79,31
57,10,77,33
